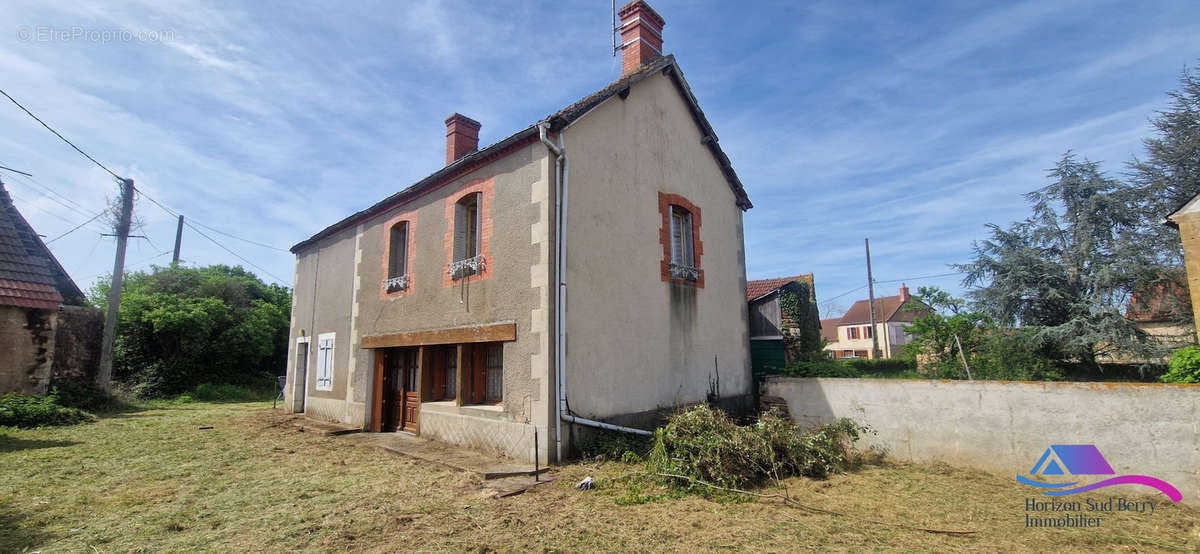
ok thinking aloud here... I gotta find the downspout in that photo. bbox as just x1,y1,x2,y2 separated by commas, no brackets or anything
537,122,651,463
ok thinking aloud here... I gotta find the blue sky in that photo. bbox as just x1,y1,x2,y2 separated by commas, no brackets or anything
1,1,1197,318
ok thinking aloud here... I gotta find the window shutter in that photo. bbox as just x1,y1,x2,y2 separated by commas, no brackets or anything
682,211,694,266
473,191,482,258
670,209,683,264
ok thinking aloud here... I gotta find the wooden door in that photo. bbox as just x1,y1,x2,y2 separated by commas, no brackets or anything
381,350,405,432
402,353,419,433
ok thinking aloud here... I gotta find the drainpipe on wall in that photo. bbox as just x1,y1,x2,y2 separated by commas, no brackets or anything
537,121,652,463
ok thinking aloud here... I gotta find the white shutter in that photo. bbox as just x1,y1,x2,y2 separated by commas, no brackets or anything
681,211,694,266
670,209,683,264
316,333,335,390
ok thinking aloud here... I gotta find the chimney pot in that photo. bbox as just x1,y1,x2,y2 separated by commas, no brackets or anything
618,0,666,75
899,283,910,302
444,113,481,165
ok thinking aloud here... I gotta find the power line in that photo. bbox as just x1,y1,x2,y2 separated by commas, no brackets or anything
187,218,289,252
874,271,965,285
183,219,289,283
5,173,95,219
45,208,110,244
8,191,78,226
13,171,94,215
0,88,122,180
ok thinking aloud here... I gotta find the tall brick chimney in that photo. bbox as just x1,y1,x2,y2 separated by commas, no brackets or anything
618,1,665,75
444,113,481,165
899,283,910,303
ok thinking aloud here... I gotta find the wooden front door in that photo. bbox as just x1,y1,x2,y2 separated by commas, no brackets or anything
382,349,419,433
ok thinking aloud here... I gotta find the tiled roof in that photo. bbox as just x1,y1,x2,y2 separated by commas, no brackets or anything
819,317,840,343
1126,279,1190,322
838,294,928,325
292,54,751,252
0,181,83,308
746,274,814,301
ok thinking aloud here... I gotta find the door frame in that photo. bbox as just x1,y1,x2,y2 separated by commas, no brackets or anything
294,336,310,413
371,347,422,434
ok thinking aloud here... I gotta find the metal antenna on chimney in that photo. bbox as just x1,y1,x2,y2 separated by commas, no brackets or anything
612,0,619,56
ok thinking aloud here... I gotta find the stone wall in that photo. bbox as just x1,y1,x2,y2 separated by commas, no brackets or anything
51,305,103,385
763,376,1200,504
0,305,56,395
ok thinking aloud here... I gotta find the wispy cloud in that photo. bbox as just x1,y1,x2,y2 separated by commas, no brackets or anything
0,0,1194,317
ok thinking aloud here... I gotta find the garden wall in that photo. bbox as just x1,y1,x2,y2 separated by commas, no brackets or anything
762,377,1200,504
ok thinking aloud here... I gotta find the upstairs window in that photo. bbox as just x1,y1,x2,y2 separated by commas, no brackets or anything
385,221,409,293
863,325,873,339
658,192,704,286
450,192,484,279
847,327,859,340
669,205,695,272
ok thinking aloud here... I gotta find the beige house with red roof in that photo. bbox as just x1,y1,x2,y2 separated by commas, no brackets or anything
822,284,928,359
285,1,753,464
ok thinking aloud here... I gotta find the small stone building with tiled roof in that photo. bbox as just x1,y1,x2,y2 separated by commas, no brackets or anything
0,179,91,395
822,284,929,359
746,274,818,374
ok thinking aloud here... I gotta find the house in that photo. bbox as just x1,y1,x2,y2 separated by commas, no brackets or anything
1123,278,1193,355
0,179,90,395
1166,196,1200,342
822,284,927,359
747,274,818,374
285,1,753,464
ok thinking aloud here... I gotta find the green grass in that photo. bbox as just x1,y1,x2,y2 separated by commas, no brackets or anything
2,402,1198,552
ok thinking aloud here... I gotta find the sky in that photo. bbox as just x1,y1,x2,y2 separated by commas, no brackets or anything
1,0,1197,318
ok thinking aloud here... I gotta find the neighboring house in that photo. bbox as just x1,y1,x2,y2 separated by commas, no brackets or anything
1166,196,1200,342
285,1,753,464
0,179,90,395
822,284,927,359
747,274,817,374
1124,279,1193,353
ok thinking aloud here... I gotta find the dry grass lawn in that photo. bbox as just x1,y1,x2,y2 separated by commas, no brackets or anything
2,402,1198,552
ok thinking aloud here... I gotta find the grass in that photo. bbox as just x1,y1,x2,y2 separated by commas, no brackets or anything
1,402,1197,552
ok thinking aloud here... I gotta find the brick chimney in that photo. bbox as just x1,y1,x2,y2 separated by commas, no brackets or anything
618,1,665,74
444,113,481,165
899,283,910,302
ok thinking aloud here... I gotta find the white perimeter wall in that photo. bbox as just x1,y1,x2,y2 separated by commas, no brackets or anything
763,377,1200,504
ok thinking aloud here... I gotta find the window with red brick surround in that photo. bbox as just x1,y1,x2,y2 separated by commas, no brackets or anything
658,192,704,288
443,177,494,287
380,210,418,299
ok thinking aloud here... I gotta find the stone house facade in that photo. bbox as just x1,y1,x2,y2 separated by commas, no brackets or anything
285,1,753,464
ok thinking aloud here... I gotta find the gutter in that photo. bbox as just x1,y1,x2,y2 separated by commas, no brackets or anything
537,120,652,463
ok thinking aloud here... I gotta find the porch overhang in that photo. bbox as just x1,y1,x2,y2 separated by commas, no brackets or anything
361,321,516,349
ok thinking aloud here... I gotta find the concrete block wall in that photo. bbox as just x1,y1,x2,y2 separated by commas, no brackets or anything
763,377,1200,504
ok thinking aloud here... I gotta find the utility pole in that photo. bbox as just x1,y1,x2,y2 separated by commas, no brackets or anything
97,178,134,390
865,238,881,359
171,214,184,266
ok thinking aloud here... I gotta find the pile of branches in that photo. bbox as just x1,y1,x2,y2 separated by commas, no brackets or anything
648,404,867,490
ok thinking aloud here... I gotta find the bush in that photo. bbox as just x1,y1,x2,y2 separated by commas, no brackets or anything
648,405,867,490
0,392,95,428
178,381,277,403
48,379,125,413
971,330,1065,381
1161,346,1200,383
779,358,918,379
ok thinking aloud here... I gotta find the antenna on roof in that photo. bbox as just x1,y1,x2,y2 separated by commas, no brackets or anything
612,0,619,56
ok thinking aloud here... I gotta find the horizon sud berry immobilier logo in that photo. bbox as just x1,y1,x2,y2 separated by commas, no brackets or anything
1018,444,1181,528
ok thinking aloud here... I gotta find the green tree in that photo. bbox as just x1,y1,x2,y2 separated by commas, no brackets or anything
902,287,992,377
1126,65,1200,326
90,265,291,397
957,154,1159,370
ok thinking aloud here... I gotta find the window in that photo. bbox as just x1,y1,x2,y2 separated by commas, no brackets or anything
449,192,484,279
385,221,409,293
315,333,335,391
658,193,704,286
485,343,503,403
863,325,872,339
847,327,859,340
